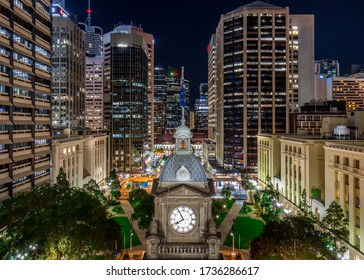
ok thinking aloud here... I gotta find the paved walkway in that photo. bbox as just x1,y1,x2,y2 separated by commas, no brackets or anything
217,201,243,243
108,201,147,250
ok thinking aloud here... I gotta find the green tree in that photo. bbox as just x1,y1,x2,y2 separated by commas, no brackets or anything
251,216,333,260
212,199,224,216
83,179,107,207
107,169,120,200
259,177,280,223
322,201,349,257
221,183,235,199
298,189,312,217
56,167,69,189
132,194,154,230
0,182,121,260
128,188,148,208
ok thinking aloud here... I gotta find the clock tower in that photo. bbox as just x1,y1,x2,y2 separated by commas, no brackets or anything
146,114,220,260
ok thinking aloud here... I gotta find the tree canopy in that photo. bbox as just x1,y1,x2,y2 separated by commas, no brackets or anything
128,188,154,230
0,176,121,260
251,216,333,260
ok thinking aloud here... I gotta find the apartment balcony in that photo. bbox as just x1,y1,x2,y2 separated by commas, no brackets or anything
35,114,51,125
0,91,11,106
12,180,32,196
0,111,11,125
36,4,51,21
0,166,11,186
14,22,32,42
35,129,51,140
39,0,51,7
0,72,11,87
35,82,51,95
0,13,10,29
13,41,33,58
14,6,32,25
35,159,51,172
13,113,34,125
23,0,33,7
13,130,33,145
35,53,51,66
0,0,10,8
0,33,10,48
13,76,34,92
13,94,34,109
35,68,51,80
35,19,51,37
0,52,11,68
35,35,51,52
0,149,11,164
35,144,51,156
0,131,12,145
35,172,50,186
35,98,51,109
13,146,33,163
13,60,33,75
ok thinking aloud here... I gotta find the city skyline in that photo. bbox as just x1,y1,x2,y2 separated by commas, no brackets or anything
66,0,364,103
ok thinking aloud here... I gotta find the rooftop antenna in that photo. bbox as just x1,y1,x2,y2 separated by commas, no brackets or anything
86,0,92,28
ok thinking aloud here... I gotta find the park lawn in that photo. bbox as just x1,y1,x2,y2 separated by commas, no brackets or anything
112,217,141,248
223,216,264,249
112,205,125,214
239,205,253,214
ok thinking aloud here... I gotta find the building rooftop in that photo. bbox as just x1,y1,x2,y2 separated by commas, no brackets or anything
227,1,282,15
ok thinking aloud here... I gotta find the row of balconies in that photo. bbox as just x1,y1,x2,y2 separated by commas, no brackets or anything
0,93,50,109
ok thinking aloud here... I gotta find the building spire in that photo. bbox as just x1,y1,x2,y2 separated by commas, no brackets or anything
86,0,92,27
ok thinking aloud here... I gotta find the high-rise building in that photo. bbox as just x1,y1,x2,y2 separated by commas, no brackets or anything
207,34,217,142
210,1,314,171
0,0,52,201
315,58,340,78
76,1,105,133
332,72,364,111
194,83,208,135
51,4,85,128
103,24,152,171
154,67,167,136
85,56,104,132
165,67,189,133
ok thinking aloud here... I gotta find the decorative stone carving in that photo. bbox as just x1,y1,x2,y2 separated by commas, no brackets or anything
176,165,191,181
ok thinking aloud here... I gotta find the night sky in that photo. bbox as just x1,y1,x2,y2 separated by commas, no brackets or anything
64,0,364,104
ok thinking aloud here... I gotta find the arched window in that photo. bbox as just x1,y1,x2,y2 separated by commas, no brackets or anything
179,140,187,149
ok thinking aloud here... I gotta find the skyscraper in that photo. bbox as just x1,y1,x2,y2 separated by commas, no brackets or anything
0,0,52,201
78,1,105,133
85,56,104,132
211,1,314,171
207,34,217,142
194,83,208,135
165,67,189,133
154,67,167,136
51,4,85,128
103,24,152,171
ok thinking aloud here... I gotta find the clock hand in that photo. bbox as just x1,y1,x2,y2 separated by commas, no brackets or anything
177,210,185,221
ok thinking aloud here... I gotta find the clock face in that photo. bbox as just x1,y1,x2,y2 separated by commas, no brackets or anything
169,206,197,233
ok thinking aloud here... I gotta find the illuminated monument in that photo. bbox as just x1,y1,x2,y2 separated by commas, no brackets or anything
146,79,220,260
